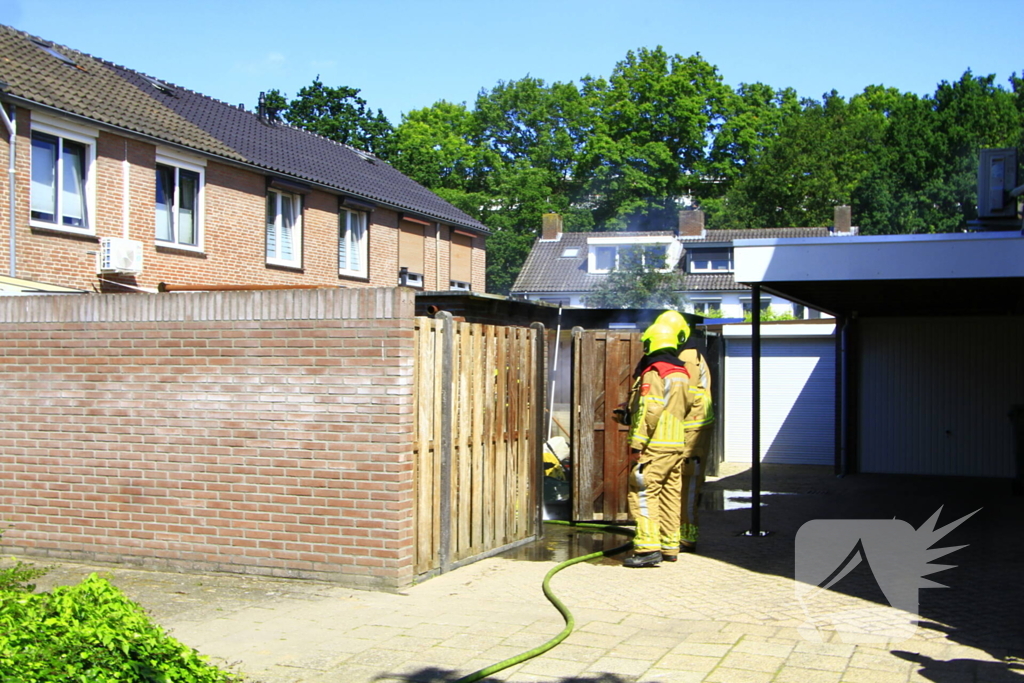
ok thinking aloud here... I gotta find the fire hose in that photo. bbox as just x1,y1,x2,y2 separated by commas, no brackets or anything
453,520,634,683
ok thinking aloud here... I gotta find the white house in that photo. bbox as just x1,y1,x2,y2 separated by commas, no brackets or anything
510,209,857,318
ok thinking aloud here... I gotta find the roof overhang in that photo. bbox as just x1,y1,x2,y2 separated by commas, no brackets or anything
733,231,1024,317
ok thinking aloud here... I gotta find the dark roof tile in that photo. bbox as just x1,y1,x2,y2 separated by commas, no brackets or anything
512,227,836,293
0,25,487,233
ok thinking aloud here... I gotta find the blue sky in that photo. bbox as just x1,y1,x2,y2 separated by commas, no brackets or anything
2,0,1021,124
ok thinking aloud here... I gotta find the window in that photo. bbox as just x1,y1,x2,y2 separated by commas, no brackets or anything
30,130,92,231
688,247,732,273
266,190,302,267
593,245,616,272
793,304,806,319
560,247,579,258
587,240,673,273
399,219,426,284
741,298,772,316
691,299,722,316
642,244,668,269
155,163,202,248
338,208,368,278
450,231,473,290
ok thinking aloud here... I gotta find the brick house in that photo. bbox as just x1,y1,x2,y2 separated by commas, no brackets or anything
0,25,488,295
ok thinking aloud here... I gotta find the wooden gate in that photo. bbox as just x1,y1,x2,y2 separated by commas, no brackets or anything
412,314,545,577
570,328,643,521
569,327,723,522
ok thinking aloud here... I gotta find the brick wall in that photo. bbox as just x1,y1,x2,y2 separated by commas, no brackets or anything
0,287,419,591
1,106,486,294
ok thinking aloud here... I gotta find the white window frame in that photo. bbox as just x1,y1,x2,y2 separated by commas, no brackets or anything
155,150,205,252
338,207,368,278
586,236,674,274
29,114,97,236
740,296,773,315
688,247,733,273
690,298,722,315
266,189,303,268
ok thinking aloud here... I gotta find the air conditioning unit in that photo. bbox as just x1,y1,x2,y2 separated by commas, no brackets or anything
398,268,423,288
97,237,143,275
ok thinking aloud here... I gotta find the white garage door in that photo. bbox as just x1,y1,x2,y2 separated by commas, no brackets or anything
724,335,835,465
857,316,1024,477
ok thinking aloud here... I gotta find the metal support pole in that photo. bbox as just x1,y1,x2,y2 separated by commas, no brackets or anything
741,286,770,538
750,284,761,535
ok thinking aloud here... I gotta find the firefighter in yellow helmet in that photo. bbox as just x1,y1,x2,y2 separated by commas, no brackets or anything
653,310,715,553
623,322,693,567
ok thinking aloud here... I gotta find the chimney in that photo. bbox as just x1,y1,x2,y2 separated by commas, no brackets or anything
833,205,852,234
541,213,563,240
678,209,705,237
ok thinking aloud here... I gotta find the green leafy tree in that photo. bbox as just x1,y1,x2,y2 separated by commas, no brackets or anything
579,48,729,230
715,89,890,229
853,71,1024,234
259,78,393,156
587,246,685,309
701,82,802,227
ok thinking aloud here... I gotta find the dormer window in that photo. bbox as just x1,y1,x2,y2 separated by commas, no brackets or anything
586,236,673,273
688,247,732,273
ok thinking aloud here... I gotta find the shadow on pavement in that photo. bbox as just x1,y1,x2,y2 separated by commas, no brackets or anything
699,464,1024,682
376,669,638,683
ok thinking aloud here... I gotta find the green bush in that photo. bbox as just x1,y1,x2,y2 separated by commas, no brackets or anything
0,572,242,683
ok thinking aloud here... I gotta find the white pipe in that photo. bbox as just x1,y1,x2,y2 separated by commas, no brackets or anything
121,140,130,239
1,103,15,277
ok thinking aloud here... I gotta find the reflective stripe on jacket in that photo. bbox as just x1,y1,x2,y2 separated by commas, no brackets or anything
679,347,715,428
628,360,692,456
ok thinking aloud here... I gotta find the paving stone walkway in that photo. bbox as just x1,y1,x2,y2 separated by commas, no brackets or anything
22,463,1024,682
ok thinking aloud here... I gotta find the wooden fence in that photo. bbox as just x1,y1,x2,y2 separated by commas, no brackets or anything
571,328,643,521
412,314,545,577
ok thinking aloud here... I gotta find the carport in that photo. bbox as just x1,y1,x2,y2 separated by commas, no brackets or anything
731,230,1024,530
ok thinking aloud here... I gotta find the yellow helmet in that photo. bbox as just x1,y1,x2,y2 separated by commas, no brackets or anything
641,322,680,355
654,310,691,345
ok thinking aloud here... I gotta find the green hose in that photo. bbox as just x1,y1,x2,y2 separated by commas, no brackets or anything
453,520,634,683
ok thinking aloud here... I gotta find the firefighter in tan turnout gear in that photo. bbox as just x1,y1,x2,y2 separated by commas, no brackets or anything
622,322,693,568
653,310,715,553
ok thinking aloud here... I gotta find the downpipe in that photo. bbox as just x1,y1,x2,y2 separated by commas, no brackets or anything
1,101,15,277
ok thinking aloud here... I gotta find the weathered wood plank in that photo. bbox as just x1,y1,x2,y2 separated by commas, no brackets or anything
482,325,497,549
456,321,472,560
470,324,485,553
494,327,508,544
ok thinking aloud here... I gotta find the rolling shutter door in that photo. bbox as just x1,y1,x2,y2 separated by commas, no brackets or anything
399,221,425,275
724,336,835,465
451,232,473,284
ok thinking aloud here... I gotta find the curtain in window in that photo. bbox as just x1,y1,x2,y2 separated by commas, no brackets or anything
338,210,349,270
155,165,174,241
265,193,277,259
30,134,57,221
349,211,364,271
178,170,198,246
61,141,87,227
280,194,294,260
